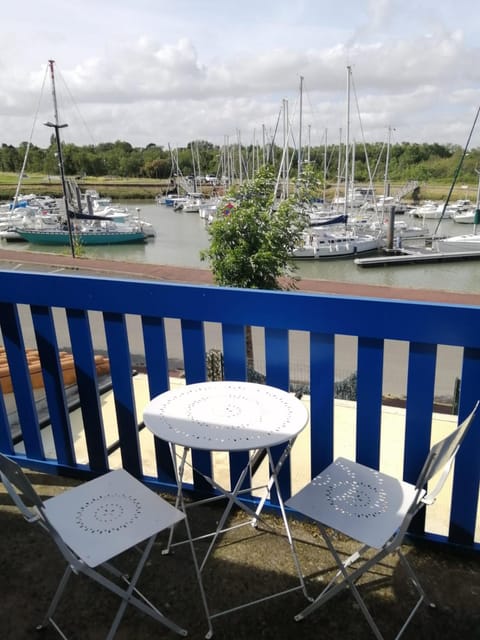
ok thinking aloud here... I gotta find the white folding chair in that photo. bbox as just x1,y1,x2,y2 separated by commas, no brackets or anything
286,401,479,640
0,455,195,639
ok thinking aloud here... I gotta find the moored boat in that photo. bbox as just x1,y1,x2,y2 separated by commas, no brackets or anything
451,208,479,224
410,201,444,219
161,194,188,207
435,233,480,253
15,61,149,250
292,228,384,259
89,205,156,237
15,226,147,245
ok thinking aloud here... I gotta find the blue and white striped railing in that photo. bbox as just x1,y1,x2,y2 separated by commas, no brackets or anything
0,269,478,550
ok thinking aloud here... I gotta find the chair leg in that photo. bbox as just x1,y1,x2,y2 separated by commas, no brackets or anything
391,549,436,640
295,529,386,640
84,567,188,637
105,535,155,640
295,529,435,640
397,548,435,608
37,538,188,639
105,534,187,640
36,565,73,634
295,529,373,617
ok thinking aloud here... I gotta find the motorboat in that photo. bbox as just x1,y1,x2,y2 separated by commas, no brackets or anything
410,199,467,220
0,204,61,241
90,205,156,237
292,228,384,259
410,201,444,219
435,234,480,253
451,208,478,224
181,193,206,213
159,194,189,208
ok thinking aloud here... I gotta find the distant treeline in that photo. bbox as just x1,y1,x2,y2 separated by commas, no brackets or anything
1,138,479,185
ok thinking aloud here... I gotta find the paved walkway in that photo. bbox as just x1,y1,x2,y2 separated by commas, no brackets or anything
1,246,480,305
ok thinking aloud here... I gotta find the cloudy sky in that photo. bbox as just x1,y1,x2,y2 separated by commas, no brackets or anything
2,0,479,150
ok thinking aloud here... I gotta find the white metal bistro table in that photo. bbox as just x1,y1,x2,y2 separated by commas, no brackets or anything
143,380,310,637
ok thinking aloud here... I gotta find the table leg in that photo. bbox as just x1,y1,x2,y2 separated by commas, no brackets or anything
162,443,214,638
264,446,309,598
163,443,190,554
198,448,266,571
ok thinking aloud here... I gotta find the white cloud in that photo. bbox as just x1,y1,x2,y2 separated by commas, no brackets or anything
1,0,479,148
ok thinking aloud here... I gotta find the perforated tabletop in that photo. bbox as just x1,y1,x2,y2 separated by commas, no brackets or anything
143,381,309,451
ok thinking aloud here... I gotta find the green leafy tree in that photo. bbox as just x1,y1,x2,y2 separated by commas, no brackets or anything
0,144,21,172
119,150,143,177
200,165,311,372
5,137,480,184
201,165,309,290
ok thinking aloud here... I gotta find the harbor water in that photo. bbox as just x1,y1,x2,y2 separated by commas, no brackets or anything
1,201,480,295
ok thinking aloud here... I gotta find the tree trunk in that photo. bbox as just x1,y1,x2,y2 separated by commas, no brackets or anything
246,325,254,372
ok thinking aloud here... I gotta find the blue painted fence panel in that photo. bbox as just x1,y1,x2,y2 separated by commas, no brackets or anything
31,305,75,467
0,270,479,550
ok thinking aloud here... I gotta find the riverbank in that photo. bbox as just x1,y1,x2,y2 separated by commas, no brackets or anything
0,177,212,201
1,172,478,203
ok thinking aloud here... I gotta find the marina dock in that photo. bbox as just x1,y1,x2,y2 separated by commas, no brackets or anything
355,247,480,267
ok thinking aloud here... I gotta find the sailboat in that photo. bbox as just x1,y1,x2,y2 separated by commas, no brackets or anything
434,106,480,254
15,61,147,249
292,67,384,260
15,222,148,246
436,169,480,253
292,228,381,259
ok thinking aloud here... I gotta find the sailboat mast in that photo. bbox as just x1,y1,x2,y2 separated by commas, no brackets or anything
334,127,342,210
383,125,393,216
474,168,480,235
298,75,303,178
236,129,243,185
433,104,480,238
323,128,328,204
46,59,75,258
344,66,351,217
48,60,61,129
283,98,289,197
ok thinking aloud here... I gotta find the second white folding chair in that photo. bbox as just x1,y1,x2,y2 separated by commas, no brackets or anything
286,401,479,640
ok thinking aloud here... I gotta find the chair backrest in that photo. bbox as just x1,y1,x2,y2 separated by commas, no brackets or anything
0,453,85,568
0,453,45,522
416,401,479,503
392,401,479,542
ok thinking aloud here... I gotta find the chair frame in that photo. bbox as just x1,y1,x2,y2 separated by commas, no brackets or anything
287,401,479,640
0,454,206,639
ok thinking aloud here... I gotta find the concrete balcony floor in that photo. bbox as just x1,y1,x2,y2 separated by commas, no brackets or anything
0,469,478,640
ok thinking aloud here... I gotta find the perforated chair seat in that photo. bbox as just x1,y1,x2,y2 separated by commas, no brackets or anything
288,457,424,549
43,468,184,567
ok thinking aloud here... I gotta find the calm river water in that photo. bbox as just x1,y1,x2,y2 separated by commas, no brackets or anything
2,201,480,294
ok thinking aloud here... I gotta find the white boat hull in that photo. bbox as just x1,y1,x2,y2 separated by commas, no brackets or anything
293,230,383,259
436,234,480,253
451,211,478,224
